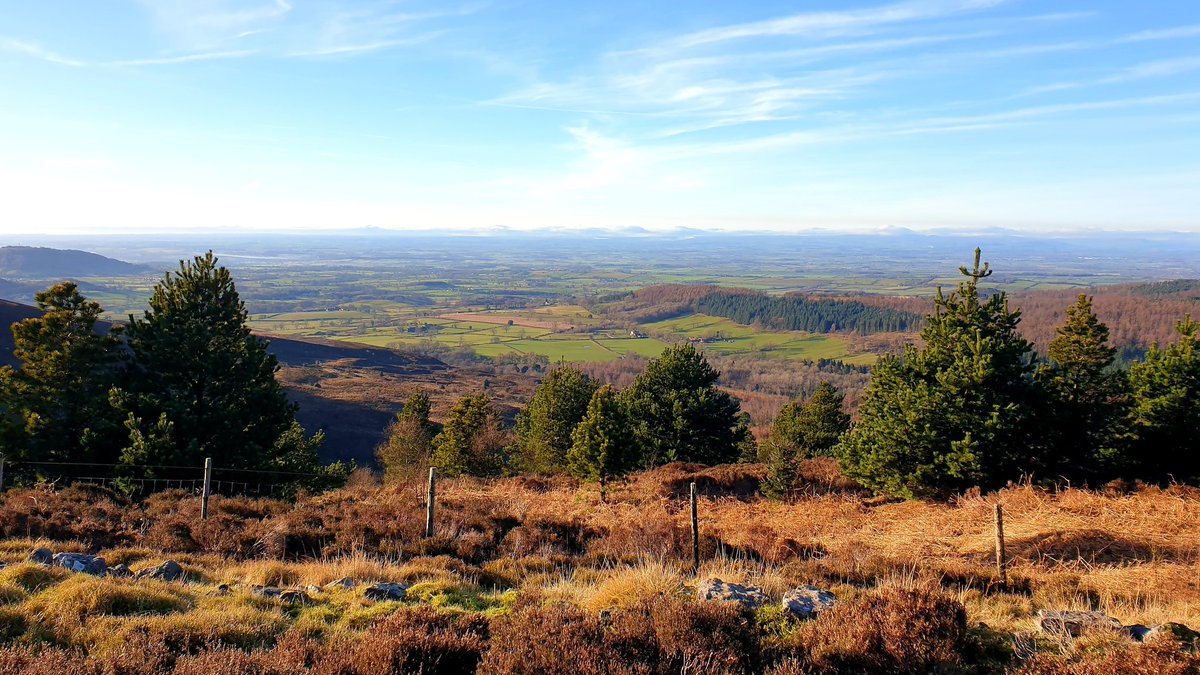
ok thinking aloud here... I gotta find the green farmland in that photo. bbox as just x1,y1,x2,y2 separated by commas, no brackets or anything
248,306,876,365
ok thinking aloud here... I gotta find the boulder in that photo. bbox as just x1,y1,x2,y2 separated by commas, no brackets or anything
1037,610,1121,638
252,585,282,599
695,578,767,611
28,548,52,565
52,553,107,576
781,585,837,620
325,577,357,590
216,584,233,596
1147,622,1200,649
135,560,184,582
280,590,314,606
108,563,132,578
364,582,409,602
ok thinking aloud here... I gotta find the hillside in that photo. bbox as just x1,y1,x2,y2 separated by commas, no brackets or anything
0,300,43,367
0,246,149,279
0,301,451,464
0,466,1198,672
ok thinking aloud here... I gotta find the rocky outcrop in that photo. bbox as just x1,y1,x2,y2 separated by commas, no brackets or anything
52,553,106,576
781,585,836,619
695,578,767,611
135,560,185,582
364,582,409,602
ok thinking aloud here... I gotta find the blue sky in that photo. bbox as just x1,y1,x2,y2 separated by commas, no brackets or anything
1,0,1198,234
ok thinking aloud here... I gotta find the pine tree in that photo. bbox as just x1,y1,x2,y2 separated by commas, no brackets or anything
1127,317,1200,482
377,392,438,482
431,393,506,477
511,367,599,474
567,385,637,501
118,252,298,470
1036,294,1129,483
622,343,746,466
836,249,1040,499
762,382,850,499
4,282,124,469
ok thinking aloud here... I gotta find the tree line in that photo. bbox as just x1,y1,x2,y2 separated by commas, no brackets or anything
837,249,1200,498
0,253,350,493
381,249,1200,502
696,290,920,334
378,342,754,499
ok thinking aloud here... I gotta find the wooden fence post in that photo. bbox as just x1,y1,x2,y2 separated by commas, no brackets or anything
426,467,437,538
994,502,1007,588
201,457,212,520
690,482,700,576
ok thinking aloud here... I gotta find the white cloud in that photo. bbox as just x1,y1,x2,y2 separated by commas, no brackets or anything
0,38,85,66
1120,24,1200,43
664,0,1009,48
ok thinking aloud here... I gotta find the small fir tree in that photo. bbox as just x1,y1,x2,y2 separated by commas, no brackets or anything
117,252,303,472
377,392,438,482
836,249,1040,499
431,393,506,477
1127,317,1200,482
622,343,746,466
511,367,599,474
5,282,125,469
1036,294,1129,483
762,382,850,499
567,385,637,501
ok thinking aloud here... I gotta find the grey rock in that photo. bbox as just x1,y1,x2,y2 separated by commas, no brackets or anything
28,548,52,565
1037,610,1122,638
280,590,314,606
135,560,184,582
781,585,837,620
325,577,357,590
364,582,409,602
108,563,132,578
252,585,282,599
216,584,233,595
1146,622,1200,648
695,578,767,611
52,553,107,576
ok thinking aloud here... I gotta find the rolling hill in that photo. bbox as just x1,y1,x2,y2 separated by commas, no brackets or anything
0,246,150,279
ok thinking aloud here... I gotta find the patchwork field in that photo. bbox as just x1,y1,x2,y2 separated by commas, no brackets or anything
247,307,877,365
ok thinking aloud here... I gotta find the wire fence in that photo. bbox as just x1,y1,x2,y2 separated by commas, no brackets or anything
0,457,333,499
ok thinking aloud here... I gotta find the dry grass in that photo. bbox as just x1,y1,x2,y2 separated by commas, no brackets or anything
0,464,1199,671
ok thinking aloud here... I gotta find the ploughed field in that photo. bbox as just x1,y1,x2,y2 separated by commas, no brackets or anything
0,462,1198,673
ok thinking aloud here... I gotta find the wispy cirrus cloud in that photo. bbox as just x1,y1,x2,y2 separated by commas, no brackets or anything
665,0,1009,48
0,38,85,66
1119,24,1200,43
112,49,259,66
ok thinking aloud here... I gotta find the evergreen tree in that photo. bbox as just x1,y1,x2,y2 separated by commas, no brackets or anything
762,382,850,499
567,385,637,501
271,422,352,497
1127,317,1200,482
1036,294,1129,483
118,252,298,470
3,282,124,469
836,249,1040,499
377,391,438,482
431,393,506,477
511,367,599,474
622,343,746,466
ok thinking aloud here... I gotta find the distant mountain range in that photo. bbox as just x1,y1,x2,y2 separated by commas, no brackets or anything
0,246,149,279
